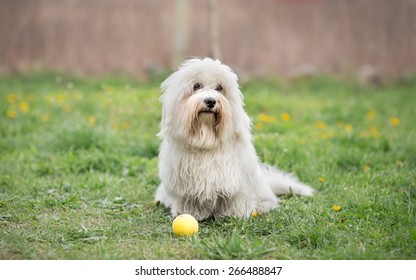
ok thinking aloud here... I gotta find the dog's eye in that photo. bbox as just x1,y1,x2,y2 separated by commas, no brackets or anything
193,83,202,91
215,84,223,91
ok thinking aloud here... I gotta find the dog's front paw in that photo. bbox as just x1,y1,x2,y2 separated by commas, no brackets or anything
255,197,280,213
174,203,213,221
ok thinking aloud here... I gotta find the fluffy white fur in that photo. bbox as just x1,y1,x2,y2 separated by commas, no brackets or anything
155,58,313,221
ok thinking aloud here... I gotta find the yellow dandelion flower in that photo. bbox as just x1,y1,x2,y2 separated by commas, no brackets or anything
86,116,97,126
45,95,54,104
345,124,353,133
19,101,29,113
75,92,84,100
332,205,341,212
121,122,130,130
366,109,377,120
6,110,17,119
390,117,400,127
319,177,326,183
258,113,277,123
369,126,381,139
255,123,264,131
7,94,16,103
358,132,366,138
101,99,111,107
363,164,371,172
63,104,73,112
251,211,260,218
321,132,334,140
336,121,345,128
315,121,327,130
396,160,404,168
41,114,50,122
281,113,291,121
105,86,116,93
111,123,119,131
56,94,67,104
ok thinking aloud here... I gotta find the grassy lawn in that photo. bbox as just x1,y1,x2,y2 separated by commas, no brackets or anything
0,73,415,260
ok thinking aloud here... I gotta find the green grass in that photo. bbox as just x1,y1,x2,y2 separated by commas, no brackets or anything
0,73,415,260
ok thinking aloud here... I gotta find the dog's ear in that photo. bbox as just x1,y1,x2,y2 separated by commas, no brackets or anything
161,58,203,93
159,66,193,138
160,72,176,98
160,74,194,105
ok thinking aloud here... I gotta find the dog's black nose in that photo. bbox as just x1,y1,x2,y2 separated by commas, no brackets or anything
204,97,216,109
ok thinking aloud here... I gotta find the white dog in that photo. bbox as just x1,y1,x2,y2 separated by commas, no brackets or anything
155,58,313,221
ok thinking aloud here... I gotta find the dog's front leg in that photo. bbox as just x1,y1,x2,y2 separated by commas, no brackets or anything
219,192,257,218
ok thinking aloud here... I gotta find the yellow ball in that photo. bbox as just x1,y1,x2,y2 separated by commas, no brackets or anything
172,214,199,237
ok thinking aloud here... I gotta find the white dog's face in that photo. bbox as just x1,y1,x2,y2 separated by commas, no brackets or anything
159,58,251,150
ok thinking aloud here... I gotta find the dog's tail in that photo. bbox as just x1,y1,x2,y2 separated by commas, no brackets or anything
260,163,314,196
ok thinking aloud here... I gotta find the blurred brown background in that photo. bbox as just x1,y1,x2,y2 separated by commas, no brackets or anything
1,0,415,81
